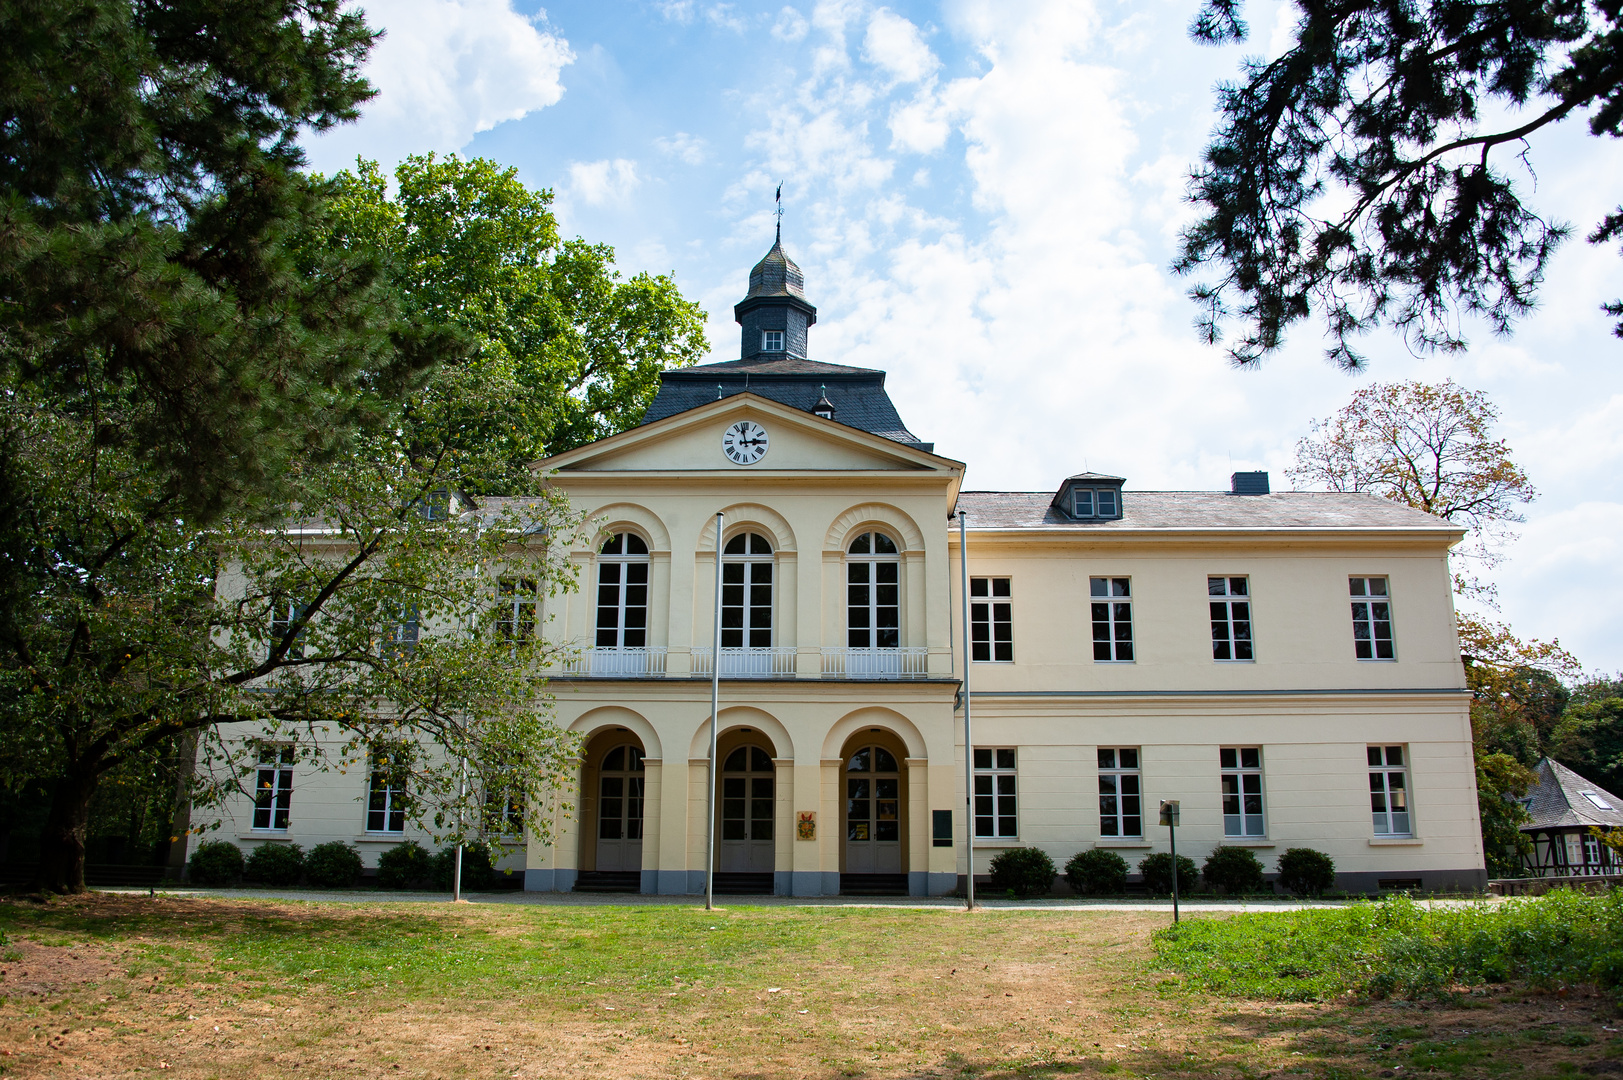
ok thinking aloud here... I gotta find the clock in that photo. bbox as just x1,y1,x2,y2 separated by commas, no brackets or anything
722,420,769,465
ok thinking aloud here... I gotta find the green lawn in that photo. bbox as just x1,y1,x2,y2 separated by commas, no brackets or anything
0,893,1617,1079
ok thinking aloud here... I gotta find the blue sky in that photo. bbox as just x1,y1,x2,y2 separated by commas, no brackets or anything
305,0,1623,671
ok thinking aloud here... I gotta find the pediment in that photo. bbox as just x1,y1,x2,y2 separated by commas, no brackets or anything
535,394,959,475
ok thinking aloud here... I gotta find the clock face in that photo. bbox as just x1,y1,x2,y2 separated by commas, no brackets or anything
722,420,769,465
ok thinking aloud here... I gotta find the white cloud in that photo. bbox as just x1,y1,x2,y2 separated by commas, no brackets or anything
863,9,939,84
705,3,746,32
772,6,809,41
654,132,708,165
657,0,696,23
566,159,641,207
304,0,573,173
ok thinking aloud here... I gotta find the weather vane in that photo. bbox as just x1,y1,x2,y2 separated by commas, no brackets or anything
774,183,784,241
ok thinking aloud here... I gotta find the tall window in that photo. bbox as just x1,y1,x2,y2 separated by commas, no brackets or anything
970,578,1013,662
973,748,1017,838
366,759,407,834
1097,748,1142,837
847,531,900,649
269,598,306,660
1368,745,1410,835
485,787,524,837
596,533,649,648
722,532,773,648
253,746,295,831
498,578,537,641
384,606,419,658
762,329,785,352
1209,576,1253,661
1090,577,1133,661
1220,747,1265,837
1350,576,1395,660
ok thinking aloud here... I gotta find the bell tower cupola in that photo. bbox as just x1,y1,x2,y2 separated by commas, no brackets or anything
734,229,817,361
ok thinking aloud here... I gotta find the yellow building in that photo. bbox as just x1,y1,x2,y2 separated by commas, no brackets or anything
203,236,1486,896
518,236,1484,896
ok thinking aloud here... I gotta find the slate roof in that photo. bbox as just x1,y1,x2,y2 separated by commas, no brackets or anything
745,236,807,299
640,358,930,448
1522,758,1623,831
955,490,1461,531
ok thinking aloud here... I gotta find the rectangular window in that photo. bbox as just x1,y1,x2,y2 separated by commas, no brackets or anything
384,606,419,658
970,577,1013,662
1350,577,1395,660
1209,576,1253,661
1097,489,1118,516
367,761,407,834
1220,747,1265,837
1097,747,1142,837
252,746,295,831
972,748,1017,838
1090,577,1133,661
1368,745,1410,836
1073,488,1094,517
269,598,306,660
485,787,524,838
762,329,784,351
499,578,538,641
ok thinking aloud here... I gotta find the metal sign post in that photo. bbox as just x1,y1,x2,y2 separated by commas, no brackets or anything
957,511,975,912
705,511,723,911
1160,799,1181,924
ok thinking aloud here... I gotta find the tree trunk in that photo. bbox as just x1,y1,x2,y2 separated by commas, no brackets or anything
36,766,100,894
164,731,198,880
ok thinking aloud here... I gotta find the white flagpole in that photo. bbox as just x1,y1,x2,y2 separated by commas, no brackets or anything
958,510,975,912
705,511,723,910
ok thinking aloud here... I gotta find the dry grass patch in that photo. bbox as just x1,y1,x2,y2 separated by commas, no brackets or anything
0,894,1614,1079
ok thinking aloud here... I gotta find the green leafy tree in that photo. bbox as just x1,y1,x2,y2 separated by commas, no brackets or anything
1553,696,1623,794
0,380,582,893
1476,751,1538,877
318,155,710,491
1289,380,1535,602
1179,0,1623,366
0,0,444,518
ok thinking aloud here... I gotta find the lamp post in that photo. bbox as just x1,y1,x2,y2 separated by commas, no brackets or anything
957,511,975,912
1160,799,1181,924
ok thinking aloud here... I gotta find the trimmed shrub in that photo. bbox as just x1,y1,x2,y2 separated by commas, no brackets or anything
376,841,433,890
244,842,304,886
1064,848,1130,895
1277,847,1337,898
987,847,1057,898
188,841,244,885
1138,852,1199,896
430,841,497,892
1203,846,1268,895
304,842,363,888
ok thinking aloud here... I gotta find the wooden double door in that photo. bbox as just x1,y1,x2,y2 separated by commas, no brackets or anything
718,745,775,872
843,742,903,873
595,743,644,872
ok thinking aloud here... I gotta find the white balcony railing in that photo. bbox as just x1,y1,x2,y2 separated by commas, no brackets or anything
820,647,929,680
690,646,797,678
557,646,668,678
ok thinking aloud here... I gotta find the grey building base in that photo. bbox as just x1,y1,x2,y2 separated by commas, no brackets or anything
1336,867,1489,895
788,870,841,896
774,871,792,896
524,868,578,893
910,871,957,896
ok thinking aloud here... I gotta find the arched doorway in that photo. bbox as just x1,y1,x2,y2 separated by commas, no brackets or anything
719,744,775,872
840,731,908,887
583,733,645,874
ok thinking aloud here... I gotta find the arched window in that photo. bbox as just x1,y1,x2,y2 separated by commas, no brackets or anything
722,532,773,648
596,533,649,648
846,531,900,649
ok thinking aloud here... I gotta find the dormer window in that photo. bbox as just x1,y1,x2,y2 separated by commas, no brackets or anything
762,330,785,352
1054,472,1125,520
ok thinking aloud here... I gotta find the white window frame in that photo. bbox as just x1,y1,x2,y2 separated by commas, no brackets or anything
595,533,650,648
269,598,306,660
969,577,1013,662
1350,576,1396,660
1071,487,1120,519
972,748,1018,839
721,531,774,649
1097,747,1142,838
498,577,538,641
1368,744,1411,836
1089,577,1134,662
384,605,419,658
846,531,901,649
1209,576,1254,661
366,759,407,835
762,329,785,352
1219,746,1266,837
252,745,295,831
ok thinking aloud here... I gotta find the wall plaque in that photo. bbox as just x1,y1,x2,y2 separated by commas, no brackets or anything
796,811,816,841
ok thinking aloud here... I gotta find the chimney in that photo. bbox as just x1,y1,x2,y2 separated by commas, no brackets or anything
1231,471,1270,495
